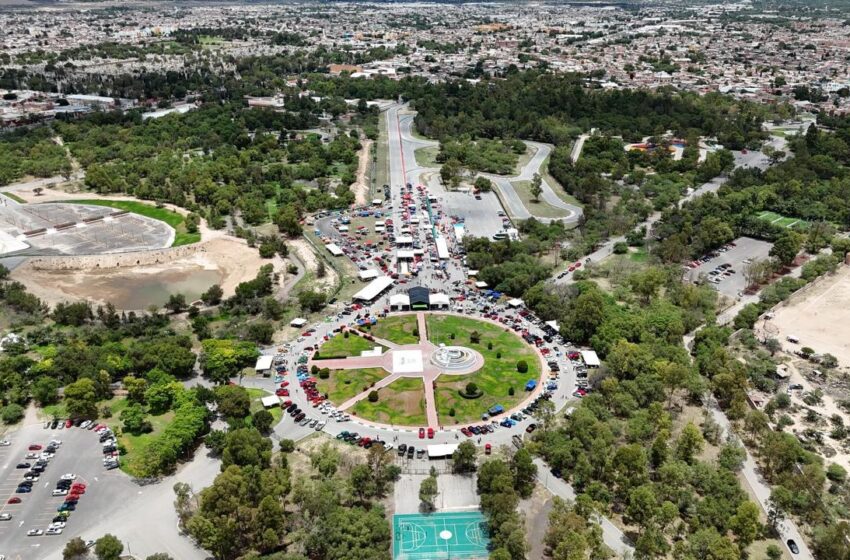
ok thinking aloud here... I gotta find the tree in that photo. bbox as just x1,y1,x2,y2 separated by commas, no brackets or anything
770,231,802,267
730,500,762,547
123,375,148,404
676,422,704,464
368,390,379,402
215,385,251,421
469,330,481,344
316,259,327,278
64,378,98,419
253,409,274,433
626,484,658,529
452,441,477,473
63,537,89,560
120,403,152,435
94,534,124,560
275,204,302,237
419,473,439,511
298,289,327,312
440,158,461,189
200,339,258,384
511,448,537,498
1,403,24,424
474,176,493,192
201,284,224,306
516,360,528,373
164,293,187,314
530,172,543,202
32,376,60,406
221,427,272,469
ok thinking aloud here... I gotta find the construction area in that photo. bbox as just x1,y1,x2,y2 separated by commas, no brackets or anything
0,198,173,256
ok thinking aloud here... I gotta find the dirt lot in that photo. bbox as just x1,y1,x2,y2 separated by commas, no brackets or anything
765,264,850,367
13,237,283,310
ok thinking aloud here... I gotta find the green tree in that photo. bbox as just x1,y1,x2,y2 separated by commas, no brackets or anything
511,448,537,498
1,403,24,424
676,422,704,464
94,534,124,560
252,409,274,434
530,172,543,202
298,289,327,312
419,474,439,511
164,293,187,314
63,537,89,560
452,441,477,473
221,427,272,469
123,375,148,404
770,231,802,267
214,385,251,421
32,376,60,406
730,500,762,547
201,284,224,306
64,377,99,419
120,403,153,435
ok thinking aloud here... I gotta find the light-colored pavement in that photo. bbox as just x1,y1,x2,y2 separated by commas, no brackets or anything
533,458,634,557
570,134,589,163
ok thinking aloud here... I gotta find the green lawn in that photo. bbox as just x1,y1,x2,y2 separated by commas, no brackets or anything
2,191,26,203
756,210,809,230
65,199,201,246
414,146,440,168
316,367,388,404
248,388,282,424
315,333,385,359
101,397,175,477
362,314,420,345
427,315,540,424
351,377,427,426
510,180,571,219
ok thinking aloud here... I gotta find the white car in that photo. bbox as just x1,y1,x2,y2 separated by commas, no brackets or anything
49,439,62,446
52,489,68,496
27,529,43,536
59,473,76,481
80,420,91,429
49,521,66,529
85,540,95,548
0,440,10,446
0,513,12,520
45,527,63,535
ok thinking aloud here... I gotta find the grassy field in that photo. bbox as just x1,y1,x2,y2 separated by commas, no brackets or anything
315,333,385,359
414,146,440,168
362,314,420,345
2,191,26,203
317,367,388,404
351,377,427,426
510,180,571,219
247,388,283,424
66,199,201,246
427,315,540,424
100,397,175,477
757,210,809,230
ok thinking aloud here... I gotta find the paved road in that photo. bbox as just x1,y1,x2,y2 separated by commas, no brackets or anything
570,134,589,163
533,458,634,557
485,141,582,226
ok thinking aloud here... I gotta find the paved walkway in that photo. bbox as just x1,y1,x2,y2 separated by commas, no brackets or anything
417,311,428,344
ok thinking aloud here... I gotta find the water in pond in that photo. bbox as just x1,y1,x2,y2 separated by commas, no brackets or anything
80,268,223,310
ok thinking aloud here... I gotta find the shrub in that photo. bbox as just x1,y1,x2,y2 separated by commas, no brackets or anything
0,404,25,424
449,408,456,417
496,351,502,359
413,327,419,337
311,365,319,374
319,368,330,380
516,360,529,373
368,390,379,402
508,387,515,396
487,342,493,350
344,331,350,338
279,439,295,453
470,331,481,344
466,382,479,395
826,463,847,483
450,333,455,340
613,242,629,254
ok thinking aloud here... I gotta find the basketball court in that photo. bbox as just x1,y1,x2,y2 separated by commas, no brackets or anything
393,511,490,560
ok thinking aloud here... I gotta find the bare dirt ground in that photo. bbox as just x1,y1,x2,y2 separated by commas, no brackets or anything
13,237,282,310
351,139,373,206
519,484,553,560
765,264,850,367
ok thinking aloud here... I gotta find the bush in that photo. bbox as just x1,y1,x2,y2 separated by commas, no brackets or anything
516,360,528,373
344,331,350,338
496,351,502,359
368,390,379,402
319,368,330,380
613,241,629,254
487,342,493,350
470,330,481,344
449,408,456,417
450,333,455,340
311,365,319,374
279,439,295,453
826,463,847,483
0,404,24,424
508,387,515,396
466,382,479,395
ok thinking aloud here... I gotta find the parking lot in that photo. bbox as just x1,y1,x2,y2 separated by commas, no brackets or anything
0,419,136,559
683,237,773,298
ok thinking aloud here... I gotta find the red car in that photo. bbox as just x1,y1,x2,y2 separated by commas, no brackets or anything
427,427,435,439
485,443,492,455
281,400,292,408
573,389,588,398
8,497,21,504
279,381,289,388
65,419,73,428
275,389,290,397
574,261,582,268
28,444,43,451
460,427,472,437
418,428,425,439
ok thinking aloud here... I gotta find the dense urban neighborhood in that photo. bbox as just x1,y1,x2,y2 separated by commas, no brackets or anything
1,1,850,560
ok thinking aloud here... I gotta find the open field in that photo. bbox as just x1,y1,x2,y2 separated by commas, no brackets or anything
315,333,386,359
363,314,420,345
414,146,439,168
317,367,387,404
351,377,427,426
510,180,571,219
67,199,200,246
757,210,809,231
766,264,850,367
427,315,540,424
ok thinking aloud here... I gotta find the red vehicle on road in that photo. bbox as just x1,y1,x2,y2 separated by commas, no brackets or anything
418,428,425,439
427,427,435,439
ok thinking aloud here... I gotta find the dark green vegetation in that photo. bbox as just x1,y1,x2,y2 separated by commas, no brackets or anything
0,126,71,185
654,118,850,262
187,425,399,560
66,199,200,246
54,104,366,231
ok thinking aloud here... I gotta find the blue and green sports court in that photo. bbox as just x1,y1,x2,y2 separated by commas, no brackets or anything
393,511,490,560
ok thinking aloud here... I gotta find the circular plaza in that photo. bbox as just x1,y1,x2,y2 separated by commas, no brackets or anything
307,312,545,428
